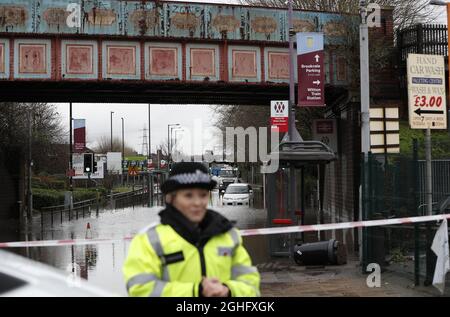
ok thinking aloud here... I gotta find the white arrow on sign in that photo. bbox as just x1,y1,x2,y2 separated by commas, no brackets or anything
313,80,321,86
315,55,320,63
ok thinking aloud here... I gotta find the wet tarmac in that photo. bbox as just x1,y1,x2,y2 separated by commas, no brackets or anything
12,190,271,296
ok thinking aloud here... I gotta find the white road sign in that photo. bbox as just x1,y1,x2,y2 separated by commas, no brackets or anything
407,54,447,130
270,100,289,133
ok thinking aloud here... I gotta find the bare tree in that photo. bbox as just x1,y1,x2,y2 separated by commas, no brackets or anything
92,136,137,156
242,0,439,30
0,102,64,151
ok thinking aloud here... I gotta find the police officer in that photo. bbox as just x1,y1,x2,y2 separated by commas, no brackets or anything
123,162,260,297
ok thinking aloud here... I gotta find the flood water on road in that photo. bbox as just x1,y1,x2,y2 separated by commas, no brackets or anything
16,191,270,296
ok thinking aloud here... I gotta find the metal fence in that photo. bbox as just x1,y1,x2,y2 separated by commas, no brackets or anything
418,160,450,211
397,24,448,65
361,139,450,286
39,187,158,228
396,24,449,107
40,197,100,227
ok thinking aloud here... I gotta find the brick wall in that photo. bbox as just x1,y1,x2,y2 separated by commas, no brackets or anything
370,7,399,100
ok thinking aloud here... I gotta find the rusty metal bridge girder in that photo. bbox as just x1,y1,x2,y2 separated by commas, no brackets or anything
0,80,346,105
0,80,286,105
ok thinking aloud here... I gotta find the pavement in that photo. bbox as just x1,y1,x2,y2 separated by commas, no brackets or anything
257,256,449,297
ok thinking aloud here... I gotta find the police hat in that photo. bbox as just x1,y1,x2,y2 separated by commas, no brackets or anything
161,162,216,194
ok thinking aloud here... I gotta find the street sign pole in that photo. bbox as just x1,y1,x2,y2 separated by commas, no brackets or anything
288,0,296,251
359,1,371,269
407,52,447,285
360,6,371,157
425,127,433,286
288,0,296,142
425,128,433,216
407,53,447,215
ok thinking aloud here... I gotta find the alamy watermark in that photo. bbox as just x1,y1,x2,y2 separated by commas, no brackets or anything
170,119,280,173
66,3,81,28
366,263,381,288
361,2,382,28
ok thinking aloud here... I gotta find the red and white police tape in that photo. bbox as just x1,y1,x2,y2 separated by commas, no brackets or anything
1,213,449,248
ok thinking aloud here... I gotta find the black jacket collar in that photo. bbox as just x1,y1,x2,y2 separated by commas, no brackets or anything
159,204,233,246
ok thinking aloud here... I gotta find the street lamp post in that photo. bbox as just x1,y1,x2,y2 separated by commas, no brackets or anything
148,104,152,207
358,0,372,272
167,124,180,163
288,0,296,142
286,0,300,256
121,117,125,185
360,1,371,157
110,111,114,152
173,128,184,159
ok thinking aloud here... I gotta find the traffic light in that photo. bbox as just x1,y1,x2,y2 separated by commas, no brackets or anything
83,153,93,174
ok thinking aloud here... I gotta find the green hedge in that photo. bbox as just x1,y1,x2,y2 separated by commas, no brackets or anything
48,180,66,190
33,188,107,210
73,189,97,202
32,177,45,189
32,176,66,190
33,188,65,210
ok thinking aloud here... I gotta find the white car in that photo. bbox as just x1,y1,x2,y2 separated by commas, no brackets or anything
0,250,115,297
222,183,253,206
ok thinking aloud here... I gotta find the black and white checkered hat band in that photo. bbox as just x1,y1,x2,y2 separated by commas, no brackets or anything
169,170,211,185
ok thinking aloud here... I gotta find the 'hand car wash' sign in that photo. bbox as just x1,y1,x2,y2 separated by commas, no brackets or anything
297,33,325,107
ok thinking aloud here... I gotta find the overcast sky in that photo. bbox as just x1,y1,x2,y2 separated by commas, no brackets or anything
55,103,219,155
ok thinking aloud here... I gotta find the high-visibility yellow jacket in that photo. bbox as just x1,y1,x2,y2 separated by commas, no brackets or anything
123,206,260,297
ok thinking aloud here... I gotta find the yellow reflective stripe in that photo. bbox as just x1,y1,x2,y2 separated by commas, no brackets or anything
127,273,158,292
231,265,258,279
146,227,170,281
147,227,164,259
228,228,240,255
149,280,167,297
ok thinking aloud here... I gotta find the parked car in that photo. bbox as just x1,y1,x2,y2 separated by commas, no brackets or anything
0,250,114,297
222,183,253,206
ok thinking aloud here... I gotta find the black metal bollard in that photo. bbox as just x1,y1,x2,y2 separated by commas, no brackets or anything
293,239,347,266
